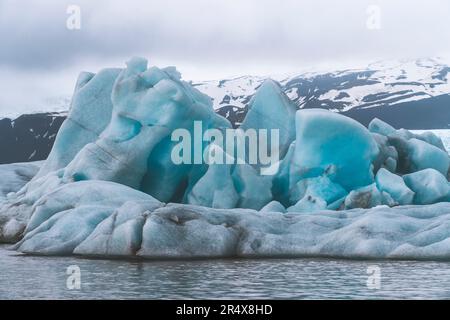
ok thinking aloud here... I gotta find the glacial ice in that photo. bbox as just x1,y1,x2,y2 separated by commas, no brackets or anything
375,168,414,205
0,161,43,242
9,180,450,260
368,117,396,136
406,138,449,175
187,163,239,209
403,169,450,205
260,201,286,213
371,133,398,173
288,109,379,201
0,161,41,199
343,183,396,209
15,181,157,255
60,57,231,203
0,57,450,260
36,69,121,179
287,176,347,212
240,79,297,159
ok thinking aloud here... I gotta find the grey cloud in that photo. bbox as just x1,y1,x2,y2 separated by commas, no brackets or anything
1,0,449,72
0,0,449,112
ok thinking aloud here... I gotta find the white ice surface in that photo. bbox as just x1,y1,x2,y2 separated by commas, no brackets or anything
0,161,42,199
7,180,450,260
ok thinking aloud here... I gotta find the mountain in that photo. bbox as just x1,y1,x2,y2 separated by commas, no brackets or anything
0,58,449,164
0,113,66,164
195,58,450,127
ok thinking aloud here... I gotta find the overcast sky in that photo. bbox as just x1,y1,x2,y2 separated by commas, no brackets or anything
1,0,450,114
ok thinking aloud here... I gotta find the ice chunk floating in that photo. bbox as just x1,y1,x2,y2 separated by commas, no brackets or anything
1,57,450,260
12,183,450,260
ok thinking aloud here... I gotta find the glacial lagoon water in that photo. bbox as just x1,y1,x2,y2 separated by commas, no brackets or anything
1,245,450,299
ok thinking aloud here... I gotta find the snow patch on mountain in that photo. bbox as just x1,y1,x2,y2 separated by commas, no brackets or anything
195,58,450,115
2,58,449,122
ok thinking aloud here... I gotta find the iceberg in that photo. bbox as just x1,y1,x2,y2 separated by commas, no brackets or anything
8,179,450,260
406,138,449,175
186,163,239,209
260,201,286,213
240,79,297,159
375,168,414,205
293,109,379,191
371,133,398,173
287,176,347,212
0,58,449,260
403,169,450,205
368,117,396,136
61,57,231,203
0,161,41,199
343,183,397,209
36,69,121,179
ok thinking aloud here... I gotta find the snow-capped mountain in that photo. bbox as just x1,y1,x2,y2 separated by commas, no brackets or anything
0,58,449,164
195,58,450,127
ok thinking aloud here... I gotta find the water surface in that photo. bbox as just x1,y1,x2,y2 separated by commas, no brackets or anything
1,245,450,299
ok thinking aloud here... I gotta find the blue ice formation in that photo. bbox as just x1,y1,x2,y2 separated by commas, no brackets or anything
293,109,379,190
375,168,414,206
36,69,121,179
0,162,41,199
0,57,450,259
403,169,450,205
240,79,297,159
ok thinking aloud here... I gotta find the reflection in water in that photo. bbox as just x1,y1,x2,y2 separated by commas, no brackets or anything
1,245,450,299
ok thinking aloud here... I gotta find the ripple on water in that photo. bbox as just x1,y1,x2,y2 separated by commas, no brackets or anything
1,245,450,299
